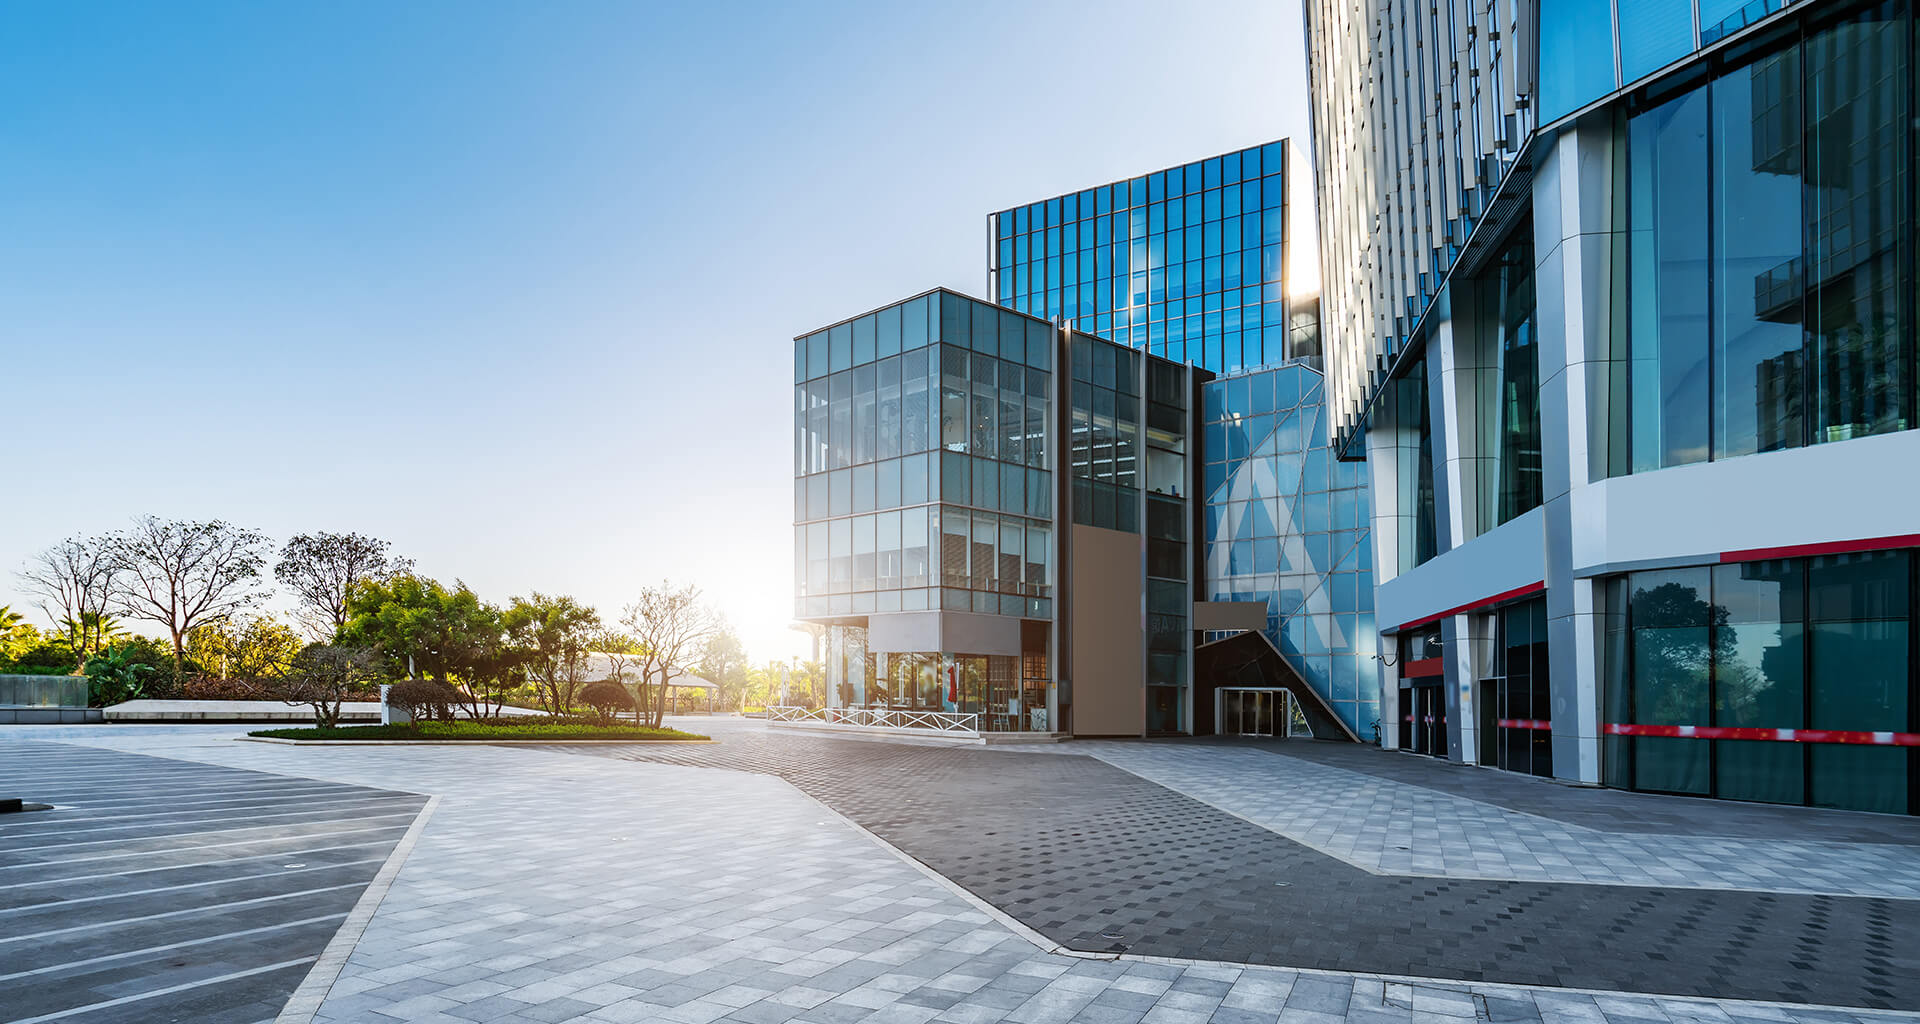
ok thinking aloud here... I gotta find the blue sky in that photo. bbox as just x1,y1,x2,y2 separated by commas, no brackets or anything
1,1,1310,661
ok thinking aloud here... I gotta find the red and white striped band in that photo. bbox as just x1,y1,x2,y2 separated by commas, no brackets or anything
1605,723,1920,746
1497,718,1551,731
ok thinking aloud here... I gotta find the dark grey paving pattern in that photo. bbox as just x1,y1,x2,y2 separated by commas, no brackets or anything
1237,737,1920,844
544,730,1920,1011
0,740,426,1024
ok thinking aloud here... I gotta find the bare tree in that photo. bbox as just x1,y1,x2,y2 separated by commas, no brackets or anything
621,582,719,728
593,629,642,709
17,536,119,669
107,517,271,679
275,644,380,729
275,532,413,640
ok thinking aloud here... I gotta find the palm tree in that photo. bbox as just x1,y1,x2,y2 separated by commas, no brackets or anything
59,612,124,666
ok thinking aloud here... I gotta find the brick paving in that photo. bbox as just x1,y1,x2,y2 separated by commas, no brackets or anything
4,723,1916,1024
550,722,1920,1008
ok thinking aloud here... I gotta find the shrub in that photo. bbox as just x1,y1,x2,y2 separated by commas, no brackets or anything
577,681,635,721
385,678,462,724
82,645,154,707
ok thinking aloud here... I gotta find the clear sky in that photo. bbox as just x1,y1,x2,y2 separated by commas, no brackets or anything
0,0,1311,663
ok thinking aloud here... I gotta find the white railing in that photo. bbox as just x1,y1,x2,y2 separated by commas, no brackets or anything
767,705,982,734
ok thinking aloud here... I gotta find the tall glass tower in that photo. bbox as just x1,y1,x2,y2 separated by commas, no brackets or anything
988,140,1319,375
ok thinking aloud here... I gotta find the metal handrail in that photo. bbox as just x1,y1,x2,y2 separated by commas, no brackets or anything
767,705,981,734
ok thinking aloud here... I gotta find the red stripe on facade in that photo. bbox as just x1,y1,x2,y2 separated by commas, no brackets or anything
1497,718,1551,731
1395,581,1546,633
1604,723,1920,746
1720,532,1920,564
1401,657,1445,679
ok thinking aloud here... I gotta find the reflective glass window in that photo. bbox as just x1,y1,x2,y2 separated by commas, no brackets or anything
1804,6,1911,446
1627,567,1713,795
1539,0,1618,121
1712,55,1803,459
1629,85,1711,472
1618,0,1694,83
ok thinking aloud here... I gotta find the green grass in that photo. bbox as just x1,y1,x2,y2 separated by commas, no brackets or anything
250,720,709,742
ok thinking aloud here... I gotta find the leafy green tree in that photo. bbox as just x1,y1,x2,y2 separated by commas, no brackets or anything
341,574,496,682
447,620,523,720
13,637,79,672
0,610,39,664
275,532,414,640
502,593,601,714
698,625,749,711
185,615,304,688
83,644,155,707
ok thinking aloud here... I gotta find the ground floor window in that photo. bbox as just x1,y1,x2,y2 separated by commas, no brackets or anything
1603,551,1916,814
817,623,1053,732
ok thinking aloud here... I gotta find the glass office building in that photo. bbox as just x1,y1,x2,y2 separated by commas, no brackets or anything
793,289,1206,735
1306,0,1920,810
988,140,1321,375
1201,362,1378,736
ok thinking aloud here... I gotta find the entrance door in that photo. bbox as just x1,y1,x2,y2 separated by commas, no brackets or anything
1220,690,1288,737
1412,685,1446,757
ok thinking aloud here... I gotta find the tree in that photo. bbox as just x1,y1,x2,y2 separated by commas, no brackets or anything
106,517,271,680
502,593,601,714
185,614,304,688
621,582,719,728
57,613,123,660
275,532,414,640
17,536,119,669
698,625,749,711
436,605,516,720
0,618,43,665
340,574,496,682
276,643,380,728
593,629,643,708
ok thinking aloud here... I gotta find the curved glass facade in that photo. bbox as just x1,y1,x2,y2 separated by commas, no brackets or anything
1202,362,1379,734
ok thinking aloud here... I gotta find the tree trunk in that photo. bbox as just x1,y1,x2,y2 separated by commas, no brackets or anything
170,630,183,684
652,666,669,728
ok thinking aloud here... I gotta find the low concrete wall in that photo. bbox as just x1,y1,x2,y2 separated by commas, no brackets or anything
0,707,102,724
0,674,88,709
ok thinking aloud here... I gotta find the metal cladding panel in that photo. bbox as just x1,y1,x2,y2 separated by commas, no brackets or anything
1304,0,1535,455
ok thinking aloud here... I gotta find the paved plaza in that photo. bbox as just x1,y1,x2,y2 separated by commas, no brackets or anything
0,721,1915,1024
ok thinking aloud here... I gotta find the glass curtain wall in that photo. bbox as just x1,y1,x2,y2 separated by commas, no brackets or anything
1068,332,1143,533
1387,357,1439,572
1621,2,1916,474
1203,363,1378,735
1602,550,1916,813
795,291,1054,620
990,141,1297,373
1145,359,1193,723
1470,225,1543,534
